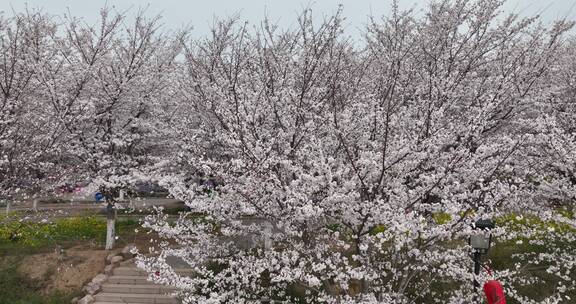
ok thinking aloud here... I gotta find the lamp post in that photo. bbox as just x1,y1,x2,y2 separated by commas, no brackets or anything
470,219,495,300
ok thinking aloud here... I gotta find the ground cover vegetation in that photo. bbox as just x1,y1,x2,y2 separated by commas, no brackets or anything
0,214,141,303
1,0,576,303
0,214,139,251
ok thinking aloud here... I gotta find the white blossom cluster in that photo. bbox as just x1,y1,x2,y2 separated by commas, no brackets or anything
138,1,576,302
1,0,576,302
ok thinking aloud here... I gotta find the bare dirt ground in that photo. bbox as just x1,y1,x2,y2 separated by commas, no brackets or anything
14,231,160,294
17,244,121,294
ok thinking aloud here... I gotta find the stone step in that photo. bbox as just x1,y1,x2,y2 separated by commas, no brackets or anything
94,303,151,304
94,292,178,304
94,302,142,304
108,275,154,285
102,283,177,294
94,303,175,304
113,267,148,276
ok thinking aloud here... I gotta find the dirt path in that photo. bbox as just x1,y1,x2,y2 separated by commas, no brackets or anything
17,245,120,294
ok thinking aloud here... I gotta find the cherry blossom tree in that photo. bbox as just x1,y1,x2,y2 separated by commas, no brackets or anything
138,1,576,303
0,10,63,211
1,0,574,302
543,37,576,216
39,8,183,249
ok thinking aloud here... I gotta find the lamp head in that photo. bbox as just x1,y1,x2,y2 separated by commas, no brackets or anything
470,219,495,254
475,219,495,230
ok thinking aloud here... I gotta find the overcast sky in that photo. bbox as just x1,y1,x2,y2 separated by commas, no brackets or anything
1,0,575,40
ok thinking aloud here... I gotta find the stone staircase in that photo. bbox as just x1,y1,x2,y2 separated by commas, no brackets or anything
93,263,180,304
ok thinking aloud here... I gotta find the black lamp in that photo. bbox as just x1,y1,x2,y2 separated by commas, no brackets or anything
470,218,495,298
470,219,495,254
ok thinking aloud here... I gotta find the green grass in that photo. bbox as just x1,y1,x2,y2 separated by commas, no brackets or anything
432,212,453,224
488,238,576,303
487,212,576,303
0,215,140,255
326,211,576,303
0,216,104,257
